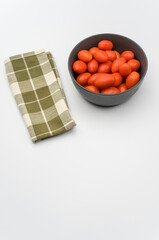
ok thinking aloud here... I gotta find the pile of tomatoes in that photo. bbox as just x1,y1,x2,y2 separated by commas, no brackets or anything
73,40,141,94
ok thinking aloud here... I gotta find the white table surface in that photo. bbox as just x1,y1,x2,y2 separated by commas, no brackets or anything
0,0,159,239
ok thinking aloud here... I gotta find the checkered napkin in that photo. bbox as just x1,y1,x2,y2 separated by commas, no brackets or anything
4,49,76,142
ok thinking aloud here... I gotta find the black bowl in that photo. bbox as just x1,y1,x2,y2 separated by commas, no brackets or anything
68,33,148,106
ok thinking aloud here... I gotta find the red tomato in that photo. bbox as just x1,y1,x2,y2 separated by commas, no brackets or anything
73,40,141,96
106,50,116,61
111,57,126,72
89,47,99,56
94,74,115,89
76,72,91,85
112,73,123,87
101,87,120,94
119,63,132,76
87,59,98,73
78,50,92,62
97,61,112,73
85,85,100,93
126,71,140,89
94,50,108,62
121,51,135,61
127,59,140,71
114,50,120,59
73,60,87,74
118,83,128,92
88,73,99,85
98,40,113,50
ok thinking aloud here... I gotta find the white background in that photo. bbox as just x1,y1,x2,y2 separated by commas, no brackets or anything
0,0,159,239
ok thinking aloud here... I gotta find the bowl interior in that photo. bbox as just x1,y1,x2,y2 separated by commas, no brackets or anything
68,33,148,85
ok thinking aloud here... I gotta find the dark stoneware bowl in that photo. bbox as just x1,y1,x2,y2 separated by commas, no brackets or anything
68,34,148,106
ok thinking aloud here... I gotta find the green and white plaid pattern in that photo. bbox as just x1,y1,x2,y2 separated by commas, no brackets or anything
5,49,76,142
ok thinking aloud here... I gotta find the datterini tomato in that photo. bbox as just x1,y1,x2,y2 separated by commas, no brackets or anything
119,63,132,76
76,72,91,85
106,50,116,61
98,61,112,73
118,83,127,92
78,50,92,62
89,47,99,56
121,51,134,61
88,73,99,85
73,39,141,94
93,74,115,89
73,60,87,74
126,71,140,89
101,87,120,94
127,59,140,71
85,85,100,93
94,50,108,62
87,59,98,73
98,40,113,50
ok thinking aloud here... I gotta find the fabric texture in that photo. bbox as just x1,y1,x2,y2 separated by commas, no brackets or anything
5,49,76,142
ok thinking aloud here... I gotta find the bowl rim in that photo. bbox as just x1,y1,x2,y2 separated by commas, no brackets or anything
68,33,148,96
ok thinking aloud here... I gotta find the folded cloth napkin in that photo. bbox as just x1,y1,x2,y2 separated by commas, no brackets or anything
5,49,76,142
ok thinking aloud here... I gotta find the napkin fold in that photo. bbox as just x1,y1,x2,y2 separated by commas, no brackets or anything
5,49,76,142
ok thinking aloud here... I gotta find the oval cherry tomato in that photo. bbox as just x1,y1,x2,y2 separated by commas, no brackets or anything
97,61,112,73
112,72,123,87
85,85,100,93
88,73,99,85
76,72,91,86
94,50,108,62
73,60,87,74
114,50,120,59
121,51,134,61
106,50,116,61
119,63,132,76
94,74,115,89
73,40,141,96
127,59,140,71
98,40,113,50
87,59,98,73
118,83,128,92
111,57,126,72
89,47,99,56
101,87,120,94
78,50,92,62
126,71,140,89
